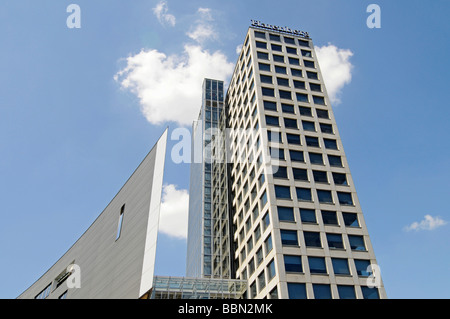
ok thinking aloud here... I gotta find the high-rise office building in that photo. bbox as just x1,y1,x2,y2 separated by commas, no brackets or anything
187,22,387,299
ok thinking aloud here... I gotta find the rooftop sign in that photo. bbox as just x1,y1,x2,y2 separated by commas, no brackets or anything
251,20,310,39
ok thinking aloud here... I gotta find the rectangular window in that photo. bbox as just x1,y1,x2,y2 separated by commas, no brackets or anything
289,150,304,162
286,133,301,145
355,259,372,276
320,123,333,134
337,285,356,299
256,247,263,265
337,192,353,205
267,259,276,281
307,71,318,80
348,235,366,251
304,231,321,248
362,287,380,299
296,187,312,201
284,36,295,44
284,117,297,128
309,152,323,165
262,87,275,97
258,271,266,290
304,60,315,68
273,166,288,179
332,258,351,275
313,284,332,299
305,136,319,147
308,256,327,274
279,90,292,100
265,115,279,126
301,49,312,57
265,234,273,254
321,210,338,225
343,212,359,227
293,80,306,90
313,96,326,105
296,92,309,103
286,47,297,55
298,39,310,47
277,206,295,222
270,147,284,160
271,43,282,51
281,103,295,114
275,185,291,199
327,233,344,249
257,51,269,60
264,100,277,111
293,168,308,181
299,106,312,116
328,155,343,167
302,120,316,132
275,65,287,74
313,170,328,183
116,204,125,240
260,74,273,84
324,138,338,150
256,41,267,49
255,31,266,39
317,190,333,203
288,283,307,299
262,212,270,230
284,255,303,273
288,57,300,65
280,229,298,246
273,54,284,63
291,68,302,77
316,108,329,119
310,83,322,92
260,190,268,208
332,173,348,186
300,208,316,223
277,77,289,87
249,281,257,298
267,130,282,143
259,62,271,72
269,33,281,41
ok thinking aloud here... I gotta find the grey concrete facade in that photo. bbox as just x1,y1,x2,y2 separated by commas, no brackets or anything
18,129,167,299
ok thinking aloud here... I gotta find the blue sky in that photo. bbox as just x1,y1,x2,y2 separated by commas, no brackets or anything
1,0,449,299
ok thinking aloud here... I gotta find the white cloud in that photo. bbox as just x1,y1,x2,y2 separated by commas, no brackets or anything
235,44,243,55
153,0,176,27
404,215,447,232
315,44,354,105
186,7,217,43
114,44,234,126
159,184,189,239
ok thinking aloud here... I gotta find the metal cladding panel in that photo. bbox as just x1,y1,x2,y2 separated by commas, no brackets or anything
18,130,168,299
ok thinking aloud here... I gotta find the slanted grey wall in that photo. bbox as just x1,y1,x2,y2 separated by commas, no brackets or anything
18,130,167,299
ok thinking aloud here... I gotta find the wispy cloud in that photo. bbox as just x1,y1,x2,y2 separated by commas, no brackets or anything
153,0,176,27
404,215,447,232
186,8,217,43
315,44,354,105
158,184,189,239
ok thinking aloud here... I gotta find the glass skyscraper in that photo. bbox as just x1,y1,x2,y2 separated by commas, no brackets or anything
186,79,225,279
